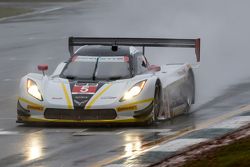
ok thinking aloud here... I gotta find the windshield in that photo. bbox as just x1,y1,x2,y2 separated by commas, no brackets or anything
61,56,131,80
62,56,97,80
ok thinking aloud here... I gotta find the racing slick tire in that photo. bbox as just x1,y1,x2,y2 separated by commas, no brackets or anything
142,82,161,126
151,81,162,123
184,70,195,113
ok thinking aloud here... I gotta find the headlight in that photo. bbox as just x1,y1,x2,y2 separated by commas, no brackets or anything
27,79,43,101
121,80,147,101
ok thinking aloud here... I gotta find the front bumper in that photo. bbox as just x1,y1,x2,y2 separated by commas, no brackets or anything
16,115,152,124
16,101,153,125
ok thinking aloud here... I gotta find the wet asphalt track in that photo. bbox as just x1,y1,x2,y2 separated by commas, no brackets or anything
1,0,250,166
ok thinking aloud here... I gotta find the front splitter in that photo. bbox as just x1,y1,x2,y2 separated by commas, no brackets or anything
17,115,152,125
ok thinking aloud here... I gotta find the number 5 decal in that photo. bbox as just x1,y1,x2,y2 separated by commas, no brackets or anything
72,84,98,94
80,85,89,93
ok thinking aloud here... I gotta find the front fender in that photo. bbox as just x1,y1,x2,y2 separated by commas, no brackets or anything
18,73,46,111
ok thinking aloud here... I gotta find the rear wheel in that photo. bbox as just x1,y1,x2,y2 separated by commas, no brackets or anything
185,96,192,113
184,71,195,113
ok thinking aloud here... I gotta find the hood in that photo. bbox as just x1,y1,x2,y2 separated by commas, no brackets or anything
69,80,106,108
43,78,130,109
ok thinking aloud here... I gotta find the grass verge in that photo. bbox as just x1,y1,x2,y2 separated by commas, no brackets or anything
183,136,250,167
0,7,32,18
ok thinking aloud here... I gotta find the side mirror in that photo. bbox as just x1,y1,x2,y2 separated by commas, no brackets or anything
148,65,161,72
38,64,48,76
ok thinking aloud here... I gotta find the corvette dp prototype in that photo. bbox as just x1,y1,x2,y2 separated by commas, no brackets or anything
17,37,200,125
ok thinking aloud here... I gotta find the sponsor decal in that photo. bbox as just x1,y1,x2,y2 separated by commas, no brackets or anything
101,96,117,100
72,56,98,62
74,95,89,100
52,97,63,100
99,56,128,62
69,82,105,108
117,105,137,112
72,83,98,94
73,99,88,107
27,105,44,111
124,56,129,62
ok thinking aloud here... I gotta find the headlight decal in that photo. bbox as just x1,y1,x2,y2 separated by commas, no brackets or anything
27,79,43,101
121,80,147,101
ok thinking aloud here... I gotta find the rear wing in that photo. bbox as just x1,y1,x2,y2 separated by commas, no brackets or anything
68,37,201,62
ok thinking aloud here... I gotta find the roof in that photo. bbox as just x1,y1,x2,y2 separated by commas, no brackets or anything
74,45,138,56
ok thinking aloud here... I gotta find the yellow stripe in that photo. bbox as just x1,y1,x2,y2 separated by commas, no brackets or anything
60,83,73,109
85,84,112,109
18,97,43,108
117,98,154,109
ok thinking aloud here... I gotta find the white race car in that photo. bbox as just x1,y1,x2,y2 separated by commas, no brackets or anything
17,37,200,125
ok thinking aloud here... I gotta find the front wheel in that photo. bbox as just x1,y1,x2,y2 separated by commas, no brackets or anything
152,83,162,122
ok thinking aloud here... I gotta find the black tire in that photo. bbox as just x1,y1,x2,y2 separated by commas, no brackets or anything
152,82,161,121
185,70,195,113
188,70,195,104
140,82,161,126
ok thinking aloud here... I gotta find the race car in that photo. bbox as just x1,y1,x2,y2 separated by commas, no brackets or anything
17,37,200,125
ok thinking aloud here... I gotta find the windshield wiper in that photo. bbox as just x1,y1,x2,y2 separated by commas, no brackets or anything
108,76,123,80
92,57,99,80
65,75,77,80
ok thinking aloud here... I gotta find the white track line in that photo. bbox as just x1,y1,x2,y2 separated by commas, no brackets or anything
0,129,19,135
42,129,88,133
0,7,62,22
152,138,208,152
210,116,250,129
